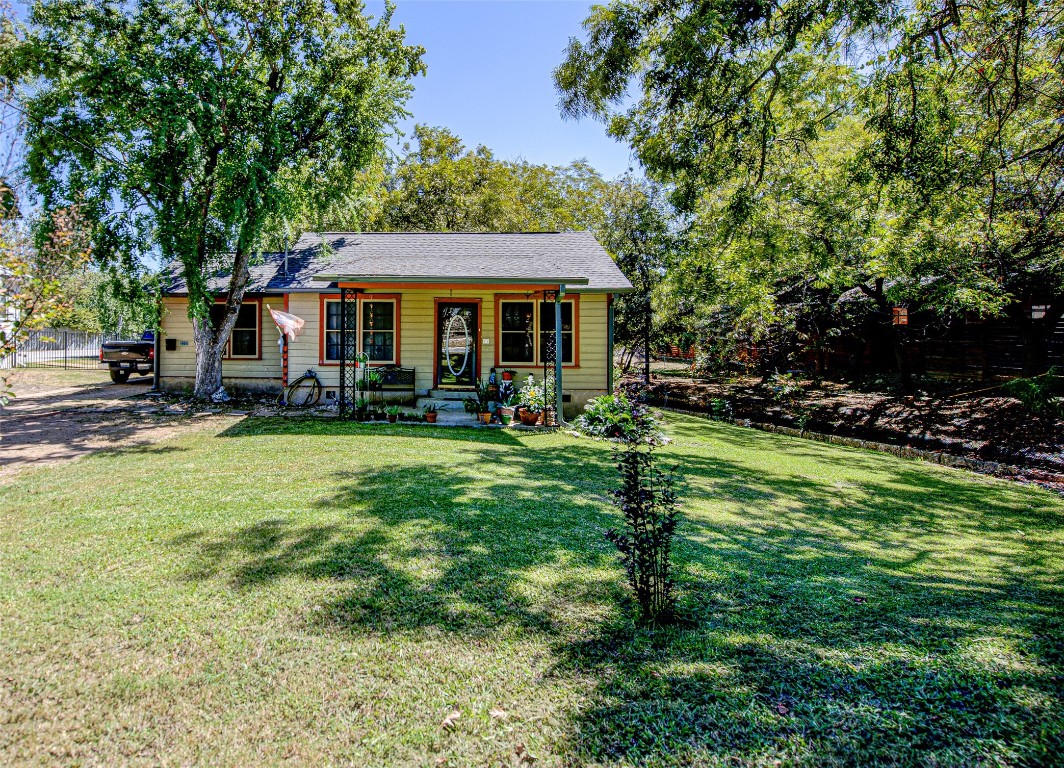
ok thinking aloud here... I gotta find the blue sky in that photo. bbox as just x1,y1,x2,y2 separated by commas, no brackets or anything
366,0,637,179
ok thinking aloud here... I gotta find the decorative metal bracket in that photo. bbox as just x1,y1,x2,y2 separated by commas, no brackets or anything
542,289,558,426
338,287,359,419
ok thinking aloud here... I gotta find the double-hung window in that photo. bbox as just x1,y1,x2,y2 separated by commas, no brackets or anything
499,301,536,364
539,301,574,365
323,300,354,362
209,299,260,358
362,300,396,363
497,297,576,366
322,297,397,364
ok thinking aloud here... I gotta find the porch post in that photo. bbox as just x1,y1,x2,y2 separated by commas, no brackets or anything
607,293,614,393
555,286,565,423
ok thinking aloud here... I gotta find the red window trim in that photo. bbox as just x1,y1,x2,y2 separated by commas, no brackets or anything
212,297,263,361
493,292,580,369
318,293,402,367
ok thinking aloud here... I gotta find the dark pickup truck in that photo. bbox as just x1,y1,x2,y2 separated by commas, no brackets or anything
100,331,155,384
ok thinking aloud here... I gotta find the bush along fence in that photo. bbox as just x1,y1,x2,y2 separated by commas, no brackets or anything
1,328,104,370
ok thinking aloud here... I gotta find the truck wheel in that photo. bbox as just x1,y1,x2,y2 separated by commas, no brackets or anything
109,369,130,384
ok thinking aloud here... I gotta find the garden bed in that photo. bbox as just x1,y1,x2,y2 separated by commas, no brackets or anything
628,374,1064,484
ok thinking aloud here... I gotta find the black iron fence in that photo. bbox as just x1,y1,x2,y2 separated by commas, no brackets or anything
2,328,105,370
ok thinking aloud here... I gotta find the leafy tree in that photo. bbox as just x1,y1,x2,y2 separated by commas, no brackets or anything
4,0,424,398
1,204,93,399
51,268,160,337
861,0,1064,374
367,124,613,233
557,0,1064,389
365,128,683,380
597,175,677,380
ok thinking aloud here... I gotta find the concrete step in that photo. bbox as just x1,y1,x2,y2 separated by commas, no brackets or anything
415,397,465,411
426,388,476,401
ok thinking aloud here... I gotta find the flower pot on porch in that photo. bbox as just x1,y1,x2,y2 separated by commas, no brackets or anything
425,412,438,424
478,412,492,425
387,414,398,423
500,414,513,426
519,409,540,427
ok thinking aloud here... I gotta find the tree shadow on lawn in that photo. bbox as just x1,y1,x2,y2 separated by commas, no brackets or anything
175,425,1064,765
173,439,627,635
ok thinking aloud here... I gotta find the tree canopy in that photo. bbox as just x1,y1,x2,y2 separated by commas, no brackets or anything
557,0,1064,384
3,0,424,397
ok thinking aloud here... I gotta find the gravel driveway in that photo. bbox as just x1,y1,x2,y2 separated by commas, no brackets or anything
0,372,236,481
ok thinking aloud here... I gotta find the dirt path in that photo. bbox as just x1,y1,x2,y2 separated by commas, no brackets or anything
0,374,235,482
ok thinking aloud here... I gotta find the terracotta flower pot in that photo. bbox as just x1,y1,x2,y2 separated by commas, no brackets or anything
478,412,492,425
425,412,438,424
387,414,398,423
519,409,540,426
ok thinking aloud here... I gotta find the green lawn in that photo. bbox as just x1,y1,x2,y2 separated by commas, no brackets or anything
1,414,1061,766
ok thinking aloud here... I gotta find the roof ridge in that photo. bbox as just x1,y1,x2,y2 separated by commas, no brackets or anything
302,230,574,236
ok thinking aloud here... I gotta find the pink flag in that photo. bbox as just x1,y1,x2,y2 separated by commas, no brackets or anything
267,305,306,341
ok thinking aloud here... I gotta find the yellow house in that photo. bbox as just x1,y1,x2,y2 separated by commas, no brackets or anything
159,231,633,416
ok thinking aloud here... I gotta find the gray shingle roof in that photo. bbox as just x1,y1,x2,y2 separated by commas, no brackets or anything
163,231,634,295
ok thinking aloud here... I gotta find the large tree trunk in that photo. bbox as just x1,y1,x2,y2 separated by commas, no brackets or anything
643,295,652,386
192,318,226,400
891,324,915,395
188,244,254,400
859,278,915,395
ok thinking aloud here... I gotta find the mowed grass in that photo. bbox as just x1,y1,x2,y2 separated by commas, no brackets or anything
1,414,1061,767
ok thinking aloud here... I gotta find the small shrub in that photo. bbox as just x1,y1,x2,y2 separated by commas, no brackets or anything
1001,368,1063,417
706,397,733,422
574,393,661,443
606,444,682,625
768,372,802,402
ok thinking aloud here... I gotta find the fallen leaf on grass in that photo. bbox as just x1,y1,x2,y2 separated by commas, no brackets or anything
775,703,790,715
490,708,508,720
441,709,460,730
852,596,867,604
514,743,536,764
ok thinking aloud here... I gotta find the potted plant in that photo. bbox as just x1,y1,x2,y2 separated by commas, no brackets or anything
385,404,402,423
466,381,494,425
355,396,369,422
371,404,386,421
422,402,445,424
497,391,517,420
518,377,545,426
364,369,383,391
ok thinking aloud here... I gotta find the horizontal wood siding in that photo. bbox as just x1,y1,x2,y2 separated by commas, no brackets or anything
159,297,282,381
162,291,611,398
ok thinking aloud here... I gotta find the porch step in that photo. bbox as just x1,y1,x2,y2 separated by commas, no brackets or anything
427,388,475,401
416,396,468,412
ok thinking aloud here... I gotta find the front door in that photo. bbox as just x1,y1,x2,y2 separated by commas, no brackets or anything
436,301,478,388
